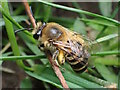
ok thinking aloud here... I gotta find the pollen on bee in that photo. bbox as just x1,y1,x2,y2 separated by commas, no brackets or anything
58,50,65,65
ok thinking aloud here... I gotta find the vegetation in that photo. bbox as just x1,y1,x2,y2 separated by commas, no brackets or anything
0,1,119,89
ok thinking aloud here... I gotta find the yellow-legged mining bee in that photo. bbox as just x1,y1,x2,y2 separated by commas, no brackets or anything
33,22,90,73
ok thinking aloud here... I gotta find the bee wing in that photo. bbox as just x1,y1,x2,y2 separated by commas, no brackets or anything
52,41,72,54
52,29,89,58
65,30,87,58
52,37,84,58
52,39,89,66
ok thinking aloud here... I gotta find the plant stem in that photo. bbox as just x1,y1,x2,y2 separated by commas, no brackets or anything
22,1,69,89
38,0,120,25
2,1,33,71
111,2,120,18
96,2,120,39
0,42,10,54
72,2,86,18
1,50,119,61
91,50,120,56
0,55,46,61
43,4,51,22
96,26,108,39
45,51,70,89
94,58,119,66
92,34,118,45
0,6,32,36
80,73,114,87
23,1,36,28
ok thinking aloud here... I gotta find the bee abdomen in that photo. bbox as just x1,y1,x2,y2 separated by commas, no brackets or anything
66,56,88,73
71,60,88,73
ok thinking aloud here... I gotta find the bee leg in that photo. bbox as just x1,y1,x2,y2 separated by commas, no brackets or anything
52,50,60,67
44,41,49,49
58,50,66,71
54,59,66,72
58,50,65,65
52,50,59,61
52,50,65,71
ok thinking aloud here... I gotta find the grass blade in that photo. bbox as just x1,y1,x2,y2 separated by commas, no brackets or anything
111,2,120,18
91,50,120,56
0,55,46,61
99,2,112,17
81,18,117,27
73,17,86,35
20,77,32,89
92,34,118,44
38,0,120,25
43,4,51,22
95,64,118,83
79,73,114,87
2,1,33,71
26,66,103,88
94,58,119,66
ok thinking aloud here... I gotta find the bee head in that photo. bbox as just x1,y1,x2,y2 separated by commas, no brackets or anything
33,22,46,40
34,22,64,40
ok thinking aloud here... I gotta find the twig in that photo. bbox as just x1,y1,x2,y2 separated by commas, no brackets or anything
22,1,70,89
0,42,10,54
22,0,36,28
0,37,18,54
45,51,69,89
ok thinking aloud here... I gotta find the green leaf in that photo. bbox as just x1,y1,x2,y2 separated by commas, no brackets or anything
111,2,120,18
79,73,114,87
0,15,74,28
72,2,86,18
43,4,51,22
92,34,118,44
2,2,20,56
26,68,62,88
99,2,112,17
65,81,84,88
25,42,48,64
0,15,28,27
26,65,103,88
91,50,120,56
63,72,103,88
82,18,117,27
13,5,25,15
94,57,119,66
20,77,32,89
2,1,32,71
0,55,46,61
2,52,13,57
73,18,86,35
95,64,118,83
38,0,120,25
25,41,43,55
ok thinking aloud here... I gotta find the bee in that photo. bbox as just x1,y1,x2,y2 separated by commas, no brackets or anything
33,22,90,73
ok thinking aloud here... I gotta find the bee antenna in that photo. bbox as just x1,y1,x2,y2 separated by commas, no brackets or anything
15,28,33,34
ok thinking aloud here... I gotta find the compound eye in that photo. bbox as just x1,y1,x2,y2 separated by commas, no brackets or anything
33,33,39,39
49,28,62,39
33,30,41,39
33,22,46,39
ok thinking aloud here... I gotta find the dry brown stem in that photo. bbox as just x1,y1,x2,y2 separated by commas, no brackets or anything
45,51,70,89
22,0,36,28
